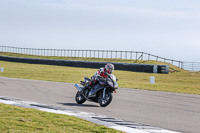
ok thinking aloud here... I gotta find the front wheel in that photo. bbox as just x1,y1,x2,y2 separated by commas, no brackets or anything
75,91,86,104
98,91,112,107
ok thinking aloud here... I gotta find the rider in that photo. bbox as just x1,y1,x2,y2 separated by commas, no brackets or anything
81,63,114,97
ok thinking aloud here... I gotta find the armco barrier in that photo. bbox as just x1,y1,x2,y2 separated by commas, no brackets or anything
0,56,169,74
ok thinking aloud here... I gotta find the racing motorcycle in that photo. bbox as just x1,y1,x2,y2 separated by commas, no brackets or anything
74,74,118,107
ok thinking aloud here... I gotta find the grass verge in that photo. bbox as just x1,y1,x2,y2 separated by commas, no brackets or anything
0,103,122,133
0,60,200,95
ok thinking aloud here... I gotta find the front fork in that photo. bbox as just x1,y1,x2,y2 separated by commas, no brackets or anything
103,88,106,99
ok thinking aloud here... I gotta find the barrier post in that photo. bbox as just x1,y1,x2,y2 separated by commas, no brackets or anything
1,67,4,72
150,76,155,84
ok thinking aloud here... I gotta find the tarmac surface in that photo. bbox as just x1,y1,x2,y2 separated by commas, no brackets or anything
0,77,200,133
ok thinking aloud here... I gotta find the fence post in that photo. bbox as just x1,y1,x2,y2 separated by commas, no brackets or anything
136,52,137,60
141,52,143,60
148,54,150,61
179,61,181,68
74,50,76,57
106,51,108,58
181,62,183,69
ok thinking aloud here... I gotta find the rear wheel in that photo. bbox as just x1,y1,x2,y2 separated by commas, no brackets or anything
75,91,86,104
98,91,112,107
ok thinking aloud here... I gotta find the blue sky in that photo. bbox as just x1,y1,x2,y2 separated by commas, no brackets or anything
0,0,200,62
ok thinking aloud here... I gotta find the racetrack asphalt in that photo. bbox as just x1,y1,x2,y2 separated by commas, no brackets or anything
0,77,199,133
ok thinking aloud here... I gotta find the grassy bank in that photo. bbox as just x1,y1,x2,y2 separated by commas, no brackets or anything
0,103,122,133
0,60,200,95
0,52,182,72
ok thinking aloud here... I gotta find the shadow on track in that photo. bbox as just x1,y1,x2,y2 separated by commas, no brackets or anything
58,102,99,107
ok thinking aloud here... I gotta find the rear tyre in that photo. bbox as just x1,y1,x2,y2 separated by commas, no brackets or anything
75,91,86,104
98,91,112,107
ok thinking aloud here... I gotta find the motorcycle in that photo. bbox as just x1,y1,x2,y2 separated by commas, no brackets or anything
74,74,118,107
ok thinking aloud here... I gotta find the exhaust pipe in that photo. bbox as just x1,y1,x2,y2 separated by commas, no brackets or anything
74,84,82,92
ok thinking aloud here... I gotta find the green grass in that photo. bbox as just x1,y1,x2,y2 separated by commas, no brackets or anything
0,60,200,95
0,103,122,133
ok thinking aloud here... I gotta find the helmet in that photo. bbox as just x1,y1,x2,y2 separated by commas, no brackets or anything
105,63,114,74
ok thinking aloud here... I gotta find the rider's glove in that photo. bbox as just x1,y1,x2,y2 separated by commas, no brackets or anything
98,76,106,82
104,72,108,75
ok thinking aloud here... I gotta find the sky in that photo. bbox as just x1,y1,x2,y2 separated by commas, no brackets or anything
0,0,200,62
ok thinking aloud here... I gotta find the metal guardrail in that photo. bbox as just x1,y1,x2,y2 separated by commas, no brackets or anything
182,62,200,71
0,46,199,71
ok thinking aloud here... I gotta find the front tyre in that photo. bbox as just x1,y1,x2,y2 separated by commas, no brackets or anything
75,91,86,104
98,91,112,107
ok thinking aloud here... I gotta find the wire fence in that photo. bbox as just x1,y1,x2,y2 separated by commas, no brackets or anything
182,62,200,71
0,46,199,71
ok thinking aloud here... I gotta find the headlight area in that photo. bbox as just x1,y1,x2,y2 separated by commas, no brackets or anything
108,81,114,88
114,82,118,89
